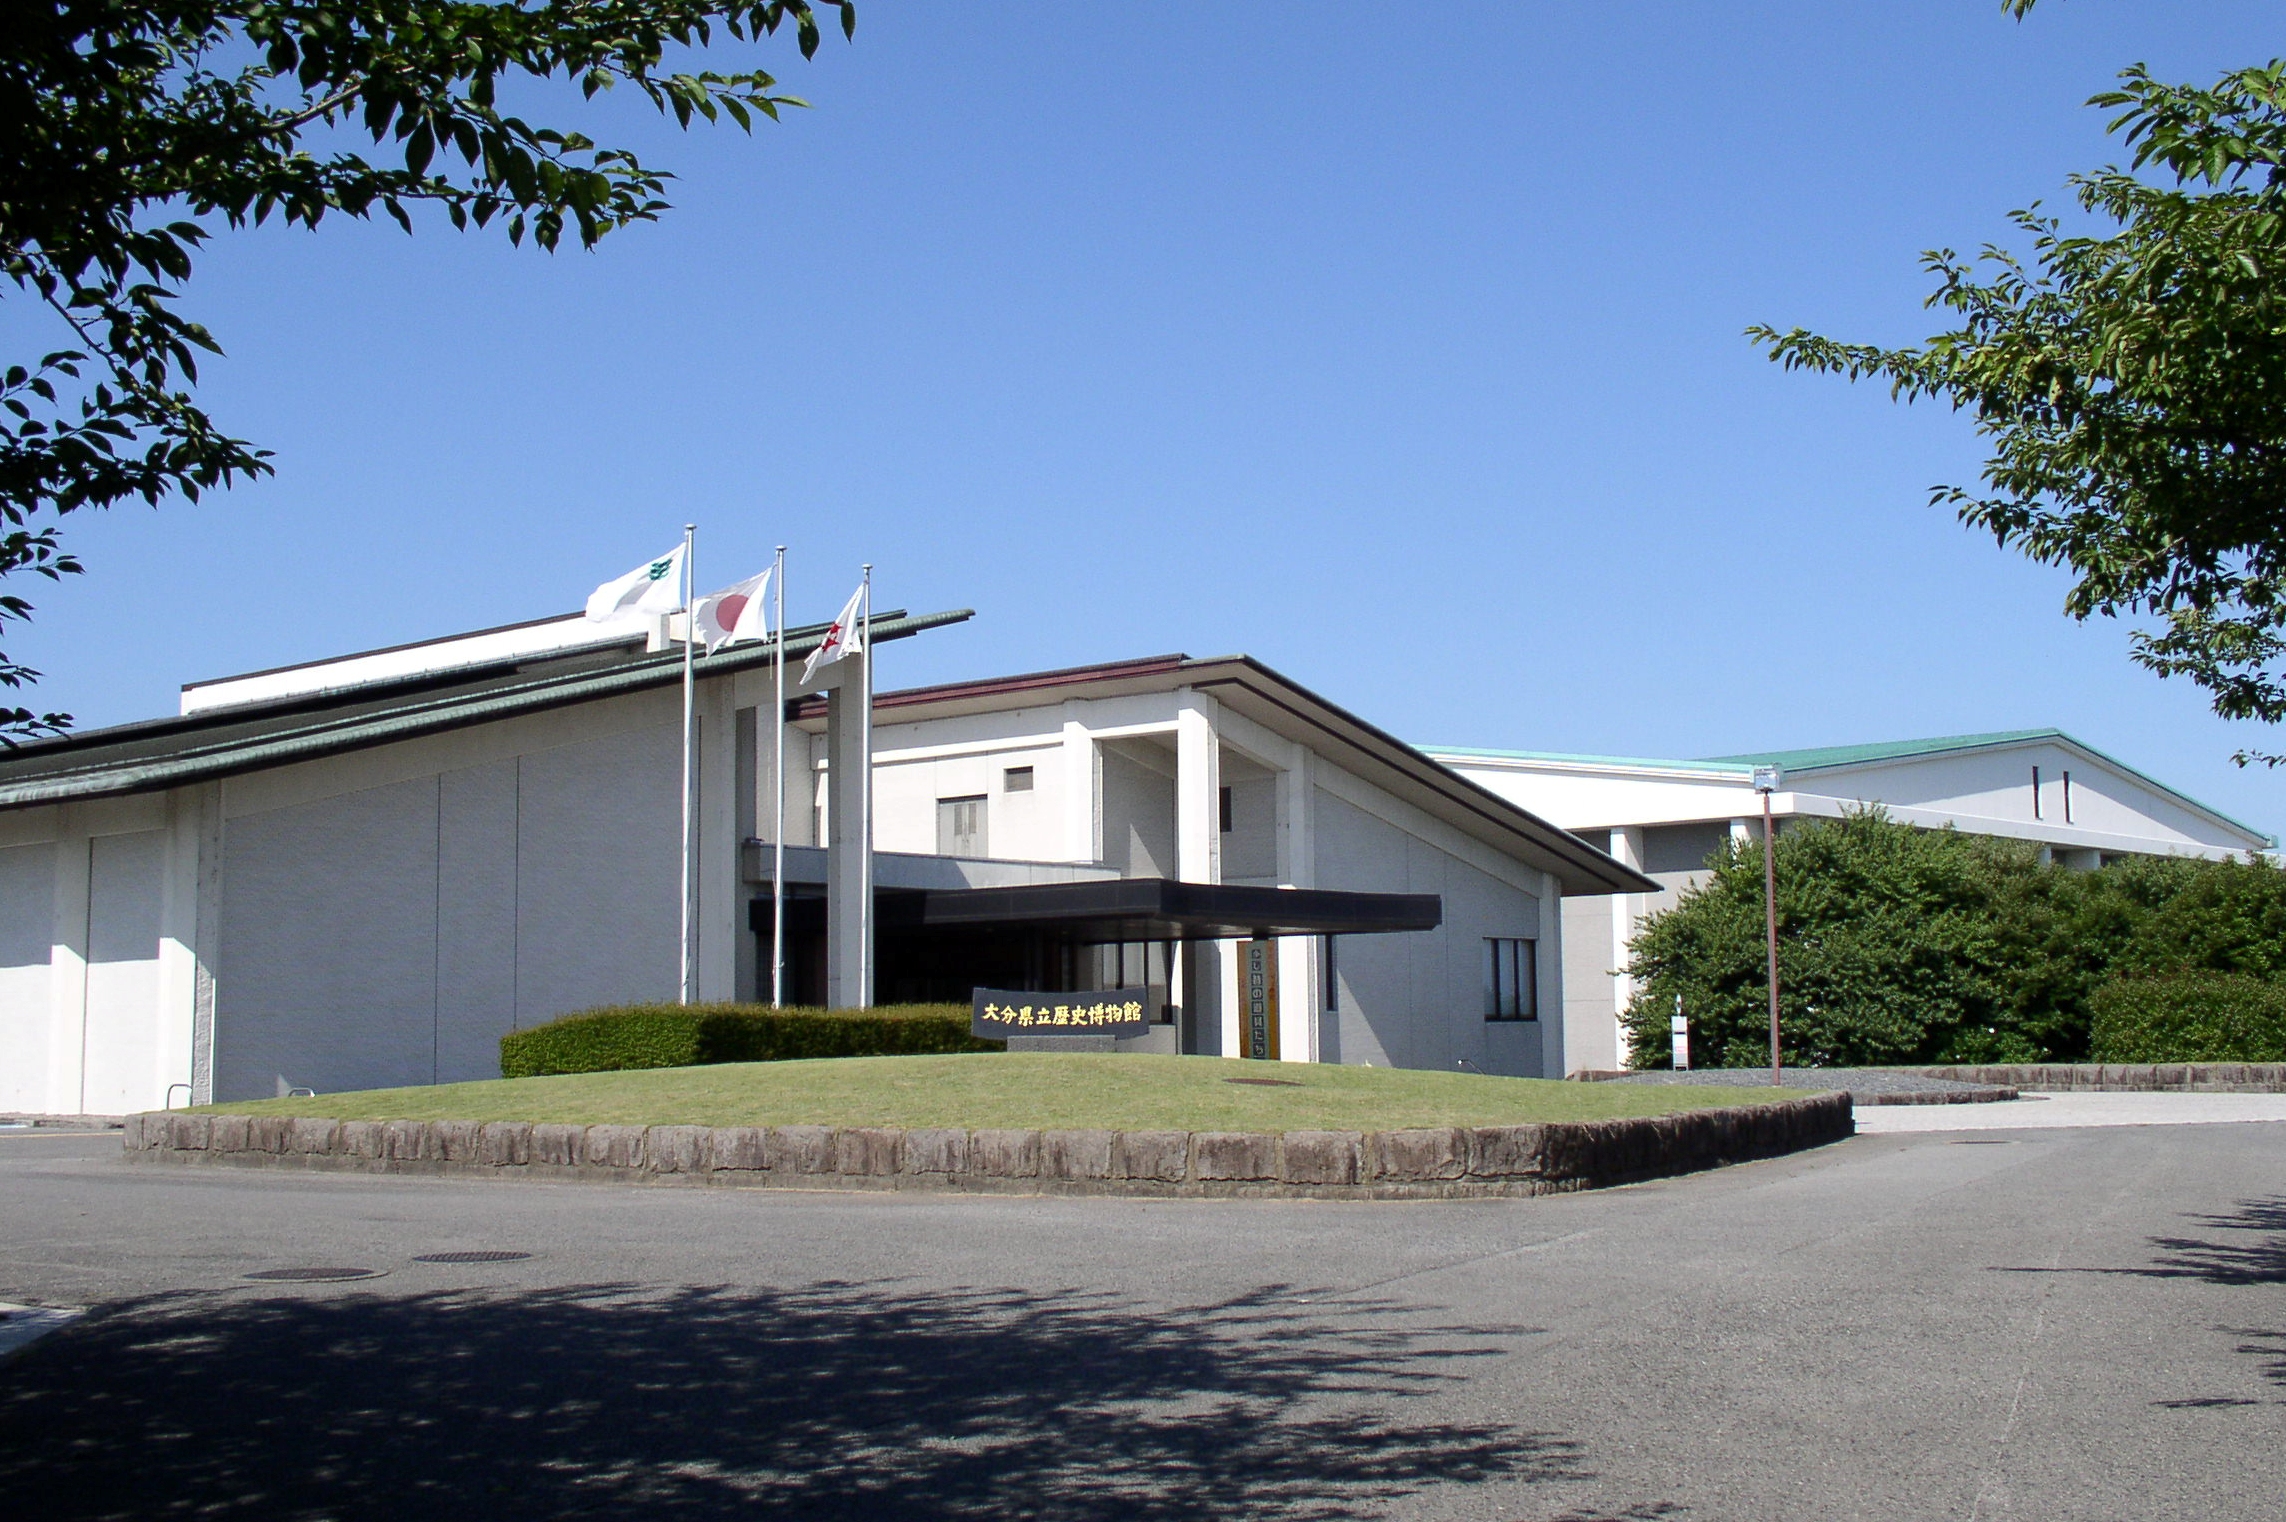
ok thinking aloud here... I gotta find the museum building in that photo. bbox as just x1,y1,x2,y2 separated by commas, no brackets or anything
0,606,1650,1115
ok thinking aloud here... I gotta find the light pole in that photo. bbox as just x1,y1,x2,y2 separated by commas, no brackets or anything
1753,765,1783,1085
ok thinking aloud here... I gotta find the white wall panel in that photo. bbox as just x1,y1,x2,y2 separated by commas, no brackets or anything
1100,744,1176,879
81,829,166,1114
0,842,55,1111
1312,787,1545,1077
216,777,440,1102
512,722,678,1023
437,760,519,1081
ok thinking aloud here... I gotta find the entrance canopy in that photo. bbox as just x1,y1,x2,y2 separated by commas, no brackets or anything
873,878,1441,945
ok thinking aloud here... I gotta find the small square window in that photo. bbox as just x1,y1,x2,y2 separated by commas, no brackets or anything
1004,765,1035,793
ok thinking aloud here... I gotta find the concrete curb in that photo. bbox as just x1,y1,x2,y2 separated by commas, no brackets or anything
1909,1063,2286,1094
117,1093,1853,1200
1852,1085,2017,1106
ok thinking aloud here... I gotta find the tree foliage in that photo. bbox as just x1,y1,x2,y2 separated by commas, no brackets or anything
1751,15,2286,763
1,0,850,739
1621,810,2286,1069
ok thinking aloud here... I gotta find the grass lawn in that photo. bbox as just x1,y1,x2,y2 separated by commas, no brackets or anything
203,1053,1818,1132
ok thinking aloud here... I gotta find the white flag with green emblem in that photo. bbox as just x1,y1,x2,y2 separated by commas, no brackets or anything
584,544,686,621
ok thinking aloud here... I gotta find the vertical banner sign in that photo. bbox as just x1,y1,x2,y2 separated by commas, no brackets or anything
1244,937,1280,1060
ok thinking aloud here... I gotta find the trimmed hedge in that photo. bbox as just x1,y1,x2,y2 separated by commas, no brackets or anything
2089,974,2286,1063
500,1003,995,1078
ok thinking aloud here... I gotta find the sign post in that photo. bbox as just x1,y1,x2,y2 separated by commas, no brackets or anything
1670,994,1690,1071
1753,764,1784,1086
1243,936,1280,1060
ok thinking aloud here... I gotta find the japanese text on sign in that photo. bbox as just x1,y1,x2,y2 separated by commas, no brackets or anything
971,987,1152,1039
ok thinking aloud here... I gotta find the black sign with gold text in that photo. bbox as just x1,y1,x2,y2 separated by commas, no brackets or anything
972,988,1151,1039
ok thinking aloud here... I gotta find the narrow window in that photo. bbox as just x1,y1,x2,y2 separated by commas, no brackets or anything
2031,765,2043,820
1320,936,1339,1015
1219,785,1234,833
2062,770,2073,824
1003,765,1035,793
937,795,988,857
1484,938,1538,1021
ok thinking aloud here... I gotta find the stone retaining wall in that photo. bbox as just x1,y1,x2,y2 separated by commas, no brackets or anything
118,1093,1852,1200
1910,1063,2286,1094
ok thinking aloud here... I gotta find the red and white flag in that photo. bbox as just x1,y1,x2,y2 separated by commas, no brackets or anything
801,581,867,684
691,568,772,652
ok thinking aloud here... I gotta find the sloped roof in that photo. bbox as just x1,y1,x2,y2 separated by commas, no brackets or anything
796,654,1657,897
1699,729,2062,771
1427,729,2272,849
0,609,972,810
1425,745,1753,775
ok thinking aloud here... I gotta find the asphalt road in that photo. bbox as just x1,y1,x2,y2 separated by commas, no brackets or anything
1,1116,2279,1521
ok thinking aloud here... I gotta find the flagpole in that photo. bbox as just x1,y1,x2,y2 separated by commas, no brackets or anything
859,563,873,1009
679,522,697,1007
770,544,787,1009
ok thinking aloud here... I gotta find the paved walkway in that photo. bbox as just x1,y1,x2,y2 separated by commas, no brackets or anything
1856,1091,2286,1132
5,1120,2284,1519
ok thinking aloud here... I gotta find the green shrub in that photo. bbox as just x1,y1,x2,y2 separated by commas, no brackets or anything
1621,809,2286,1069
2089,973,2286,1063
500,1002,995,1078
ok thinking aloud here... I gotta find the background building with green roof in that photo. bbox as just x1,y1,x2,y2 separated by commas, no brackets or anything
1420,730,2276,1077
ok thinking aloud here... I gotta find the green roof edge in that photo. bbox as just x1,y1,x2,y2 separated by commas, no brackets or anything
0,609,974,810
1426,731,2274,849
1419,745,1755,774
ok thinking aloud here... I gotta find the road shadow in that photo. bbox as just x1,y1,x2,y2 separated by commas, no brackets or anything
1989,1195,2286,1407
2148,1199,2286,1404
2146,1197,2286,1288
0,1278,1583,1521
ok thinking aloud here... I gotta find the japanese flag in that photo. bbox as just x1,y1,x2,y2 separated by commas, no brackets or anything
801,581,867,684
692,568,772,652
584,544,686,621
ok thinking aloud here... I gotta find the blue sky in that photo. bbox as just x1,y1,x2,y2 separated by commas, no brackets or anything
10,1,2281,837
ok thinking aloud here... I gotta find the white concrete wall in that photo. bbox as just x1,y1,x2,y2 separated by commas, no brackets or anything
1802,743,2253,852
859,687,1556,1075
0,841,56,1112
0,794,205,1116
209,705,685,1103
217,776,443,1102
1099,740,1176,878
872,740,1069,861
81,829,168,1115
1441,743,2264,858
1311,781,1547,1078
1442,758,1757,830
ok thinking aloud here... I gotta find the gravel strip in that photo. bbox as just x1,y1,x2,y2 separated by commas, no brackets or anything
1603,1068,2014,1104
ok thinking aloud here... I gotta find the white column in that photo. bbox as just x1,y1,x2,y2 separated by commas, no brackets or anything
46,820,88,1115
824,670,870,1009
1061,714,1097,863
1176,695,1221,885
1275,741,1315,1062
1175,694,1222,1054
696,676,741,1002
191,784,223,1105
1539,869,1566,1080
152,787,212,1108
1607,825,1646,1071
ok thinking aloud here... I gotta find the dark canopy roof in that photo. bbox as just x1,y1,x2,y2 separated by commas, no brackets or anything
873,878,1442,944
